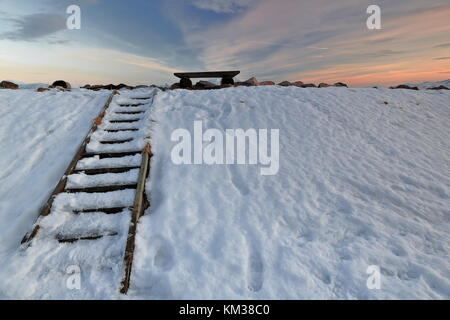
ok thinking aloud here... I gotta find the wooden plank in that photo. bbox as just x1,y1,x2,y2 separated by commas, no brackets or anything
73,207,128,214
99,139,134,144
104,128,139,133
83,151,141,159
57,231,118,243
118,103,146,107
65,184,137,193
174,71,240,79
120,144,152,294
114,111,145,115
73,167,140,175
108,119,141,123
21,94,114,245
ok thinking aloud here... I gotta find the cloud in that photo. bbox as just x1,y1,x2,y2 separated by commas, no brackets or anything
1,13,66,41
175,0,450,86
433,56,450,60
190,0,259,13
366,50,407,58
435,43,450,48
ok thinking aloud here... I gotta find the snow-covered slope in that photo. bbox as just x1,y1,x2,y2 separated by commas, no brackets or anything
0,86,449,299
132,86,450,299
0,89,111,265
406,79,450,89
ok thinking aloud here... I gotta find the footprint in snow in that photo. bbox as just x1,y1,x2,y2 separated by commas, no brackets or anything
152,237,175,271
247,250,264,292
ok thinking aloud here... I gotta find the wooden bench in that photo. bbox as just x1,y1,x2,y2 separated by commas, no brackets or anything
174,71,240,88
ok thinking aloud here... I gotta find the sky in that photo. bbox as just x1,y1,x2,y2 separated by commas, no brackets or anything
0,0,449,87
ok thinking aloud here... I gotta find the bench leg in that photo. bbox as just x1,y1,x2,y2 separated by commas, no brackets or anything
221,76,234,86
180,77,193,89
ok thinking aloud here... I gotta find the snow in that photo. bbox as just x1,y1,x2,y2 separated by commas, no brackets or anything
0,88,154,299
0,85,449,299
131,86,450,299
86,139,145,153
0,88,111,258
76,155,142,170
66,169,140,189
52,190,136,211
406,79,450,89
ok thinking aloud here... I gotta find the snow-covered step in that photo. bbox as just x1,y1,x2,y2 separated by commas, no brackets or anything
66,169,139,189
22,231,128,294
116,97,151,105
100,120,143,131
90,130,140,142
86,139,145,153
105,113,145,121
40,208,130,231
74,167,140,175
109,105,148,113
36,209,130,241
52,189,135,212
104,128,139,133
108,118,141,123
114,110,145,115
76,154,142,170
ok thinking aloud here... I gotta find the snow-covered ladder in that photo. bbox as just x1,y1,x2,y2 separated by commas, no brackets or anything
20,91,155,295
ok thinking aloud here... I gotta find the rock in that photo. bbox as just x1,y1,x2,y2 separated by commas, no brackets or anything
221,76,235,86
278,81,292,86
235,81,253,87
52,80,71,90
90,85,103,91
115,83,128,90
243,77,259,86
180,77,193,89
0,81,19,89
301,83,317,88
259,81,275,86
318,83,330,88
333,82,348,87
390,84,419,90
36,87,50,92
134,85,149,89
170,83,181,90
427,85,449,90
194,81,218,89
291,81,304,87
112,90,121,95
